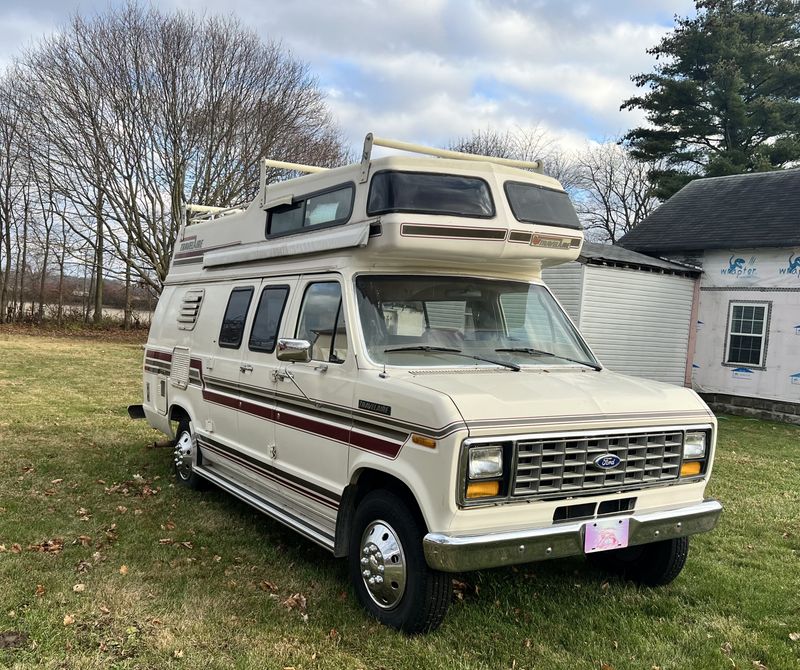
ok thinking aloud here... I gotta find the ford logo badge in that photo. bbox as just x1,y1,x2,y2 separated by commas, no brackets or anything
593,454,621,470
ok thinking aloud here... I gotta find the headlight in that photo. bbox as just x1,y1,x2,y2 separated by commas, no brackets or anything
684,431,707,460
468,446,503,479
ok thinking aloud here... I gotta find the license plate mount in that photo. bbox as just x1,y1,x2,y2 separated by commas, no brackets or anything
584,518,630,553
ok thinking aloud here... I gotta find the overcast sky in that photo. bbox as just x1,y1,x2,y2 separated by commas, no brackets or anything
0,0,697,156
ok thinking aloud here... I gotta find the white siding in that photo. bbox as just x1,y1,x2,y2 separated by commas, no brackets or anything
542,261,584,323
579,266,695,386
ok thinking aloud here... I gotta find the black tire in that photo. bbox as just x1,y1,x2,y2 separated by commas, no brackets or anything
348,490,450,634
588,536,689,586
173,418,208,490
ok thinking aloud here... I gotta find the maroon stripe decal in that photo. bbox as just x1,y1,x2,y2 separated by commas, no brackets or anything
193,359,405,459
146,350,173,362
349,430,403,458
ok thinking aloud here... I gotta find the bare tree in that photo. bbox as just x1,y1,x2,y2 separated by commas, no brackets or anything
573,142,660,243
448,126,581,191
14,3,346,299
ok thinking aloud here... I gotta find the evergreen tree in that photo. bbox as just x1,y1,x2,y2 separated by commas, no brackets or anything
622,0,800,200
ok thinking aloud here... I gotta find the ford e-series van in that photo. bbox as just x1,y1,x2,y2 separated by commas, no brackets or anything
129,134,721,633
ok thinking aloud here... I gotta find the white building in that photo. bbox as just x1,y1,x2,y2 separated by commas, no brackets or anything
620,169,800,423
543,242,699,387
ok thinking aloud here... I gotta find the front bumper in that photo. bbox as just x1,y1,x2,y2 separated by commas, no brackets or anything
423,499,722,572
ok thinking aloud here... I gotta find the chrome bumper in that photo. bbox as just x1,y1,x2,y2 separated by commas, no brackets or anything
423,499,722,572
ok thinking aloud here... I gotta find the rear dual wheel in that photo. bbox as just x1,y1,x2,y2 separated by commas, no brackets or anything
349,490,450,634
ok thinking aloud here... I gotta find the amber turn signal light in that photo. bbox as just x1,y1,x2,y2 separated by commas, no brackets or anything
411,434,436,448
466,481,500,499
680,461,702,477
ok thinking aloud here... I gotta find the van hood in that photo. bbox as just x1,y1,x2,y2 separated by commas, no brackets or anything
406,368,713,435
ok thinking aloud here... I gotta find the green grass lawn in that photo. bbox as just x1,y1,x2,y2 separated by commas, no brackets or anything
0,331,798,670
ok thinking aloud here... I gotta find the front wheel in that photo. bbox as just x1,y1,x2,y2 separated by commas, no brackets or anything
348,490,450,633
173,419,208,490
588,536,689,586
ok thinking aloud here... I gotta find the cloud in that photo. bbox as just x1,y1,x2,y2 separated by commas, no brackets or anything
1,0,697,158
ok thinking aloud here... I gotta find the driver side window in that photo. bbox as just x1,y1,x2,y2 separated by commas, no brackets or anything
296,282,348,363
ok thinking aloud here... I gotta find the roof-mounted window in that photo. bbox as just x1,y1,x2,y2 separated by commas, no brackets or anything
367,170,495,219
266,183,354,238
504,182,581,230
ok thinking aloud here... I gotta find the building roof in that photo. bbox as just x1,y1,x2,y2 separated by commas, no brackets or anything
618,169,800,253
579,241,700,275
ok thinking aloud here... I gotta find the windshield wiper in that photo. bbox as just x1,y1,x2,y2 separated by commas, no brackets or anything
384,346,520,371
495,347,602,371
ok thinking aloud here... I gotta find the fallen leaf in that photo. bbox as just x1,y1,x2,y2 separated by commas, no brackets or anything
72,584,86,593
28,539,64,554
0,631,28,649
165,520,176,530
0,545,5,553
213,555,222,562
119,565,129,575
99,605,110,615
282,593,307,613
752,662,767,670
179,541,193,550
721,642,733,656
75,535,92,547
116,506,128,514
259,580,278,592
7,610,16,618
523,638,531,648
159,538,174,545
63,614,75,626
35,584,45,597
133,509,143,516
601,664,615,670
10,543,22,554
790,632,800,641
173,649,184,658
51,479,63,485
76,507,89,516
75,560,92,573
327,628,339,641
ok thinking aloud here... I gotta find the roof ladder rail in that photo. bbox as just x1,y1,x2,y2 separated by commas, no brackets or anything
359,132,544,183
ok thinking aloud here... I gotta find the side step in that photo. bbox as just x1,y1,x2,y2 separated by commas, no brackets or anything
194,465,335,553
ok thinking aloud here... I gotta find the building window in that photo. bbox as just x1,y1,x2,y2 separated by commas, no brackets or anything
725,302,769,367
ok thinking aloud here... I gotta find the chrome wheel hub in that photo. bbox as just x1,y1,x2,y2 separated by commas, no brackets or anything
359,520,406,609
174,430,194,481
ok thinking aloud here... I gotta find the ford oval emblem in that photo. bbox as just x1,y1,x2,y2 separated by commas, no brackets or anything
593,453,621,470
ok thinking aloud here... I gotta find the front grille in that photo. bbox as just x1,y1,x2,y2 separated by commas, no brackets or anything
513,430,683,497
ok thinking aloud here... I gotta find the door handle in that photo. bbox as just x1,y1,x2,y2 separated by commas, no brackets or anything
239,364,253,373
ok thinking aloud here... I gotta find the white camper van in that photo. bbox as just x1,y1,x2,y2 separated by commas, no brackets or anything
130,134,721,633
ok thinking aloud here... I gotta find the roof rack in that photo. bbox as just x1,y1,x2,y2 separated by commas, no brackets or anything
185,203,245,225
358,132,543,182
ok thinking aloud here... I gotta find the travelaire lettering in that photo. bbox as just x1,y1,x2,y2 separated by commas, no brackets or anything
180,239,204,252
358,400,392,416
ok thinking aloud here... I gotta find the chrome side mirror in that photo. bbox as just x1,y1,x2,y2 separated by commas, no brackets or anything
276,338,311,363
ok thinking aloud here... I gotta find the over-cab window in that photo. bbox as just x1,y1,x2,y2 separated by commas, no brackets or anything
249,286,289,353
266,183,354,237
504,181,581,230
219,287,254,349
296,282,347,364
367,171,495,218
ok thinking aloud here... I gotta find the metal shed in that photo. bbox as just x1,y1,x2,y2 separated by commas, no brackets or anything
542,242,700,386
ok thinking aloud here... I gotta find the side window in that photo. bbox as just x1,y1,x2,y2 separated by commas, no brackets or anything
296,282,348,363
249,286,289,353
219,287,254,349
725,302,769,367
266,184,354,237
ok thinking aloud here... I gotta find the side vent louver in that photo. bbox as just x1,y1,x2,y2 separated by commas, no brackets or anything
178,289,204,331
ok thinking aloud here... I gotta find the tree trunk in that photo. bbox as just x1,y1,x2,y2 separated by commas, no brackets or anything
93,191,104,325
124,237,132,330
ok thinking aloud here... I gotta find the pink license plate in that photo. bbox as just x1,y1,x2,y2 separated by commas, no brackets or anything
584,518,630,553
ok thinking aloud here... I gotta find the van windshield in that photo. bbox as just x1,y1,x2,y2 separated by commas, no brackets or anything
355,275,599,369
